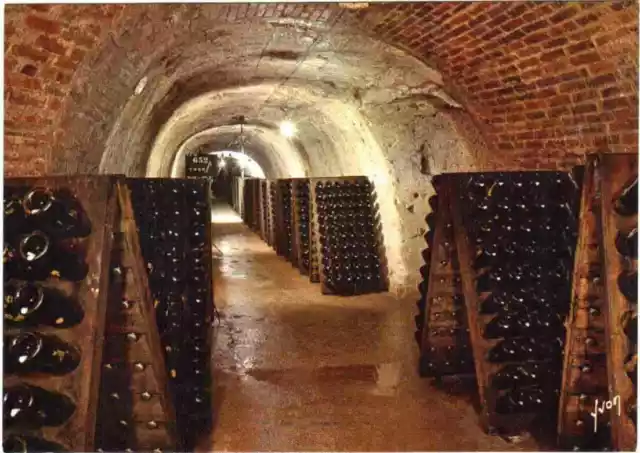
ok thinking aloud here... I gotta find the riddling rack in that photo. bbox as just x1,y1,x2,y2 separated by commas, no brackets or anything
234,176,389,296
309,177,388,296
416,177,475,382
556,159,612,449
127,177,214,450
450,170,582,436
292,179,311,275
3,176,177,452
240,178,259,230
274,179,294,260
259,180,272,245
595,153,637,451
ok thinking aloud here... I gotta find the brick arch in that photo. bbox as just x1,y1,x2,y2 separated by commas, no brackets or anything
4,2,638,177
357,1,638,166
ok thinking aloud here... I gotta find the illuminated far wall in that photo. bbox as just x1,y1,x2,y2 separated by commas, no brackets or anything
209,150,266,179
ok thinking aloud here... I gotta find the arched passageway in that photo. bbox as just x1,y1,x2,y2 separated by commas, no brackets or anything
4,3,638,451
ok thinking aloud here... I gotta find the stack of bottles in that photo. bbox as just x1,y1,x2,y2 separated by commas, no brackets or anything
128,179,213,449
260,180,270,244
309,188,321,283
315,179,386,295
462,172,579,417
268,181,277,247
241,179,257,229
277,180,294,259
295,180,311,274
3,185,92,452
614,177,638,427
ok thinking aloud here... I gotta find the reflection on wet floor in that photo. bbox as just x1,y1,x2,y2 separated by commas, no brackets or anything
202,203,538,451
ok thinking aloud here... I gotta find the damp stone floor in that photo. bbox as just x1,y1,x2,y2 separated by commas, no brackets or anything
199,203,540,451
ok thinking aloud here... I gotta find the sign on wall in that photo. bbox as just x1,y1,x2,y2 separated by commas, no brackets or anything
185,154,216,177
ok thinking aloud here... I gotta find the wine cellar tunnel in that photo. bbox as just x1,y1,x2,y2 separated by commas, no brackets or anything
3,2,639,452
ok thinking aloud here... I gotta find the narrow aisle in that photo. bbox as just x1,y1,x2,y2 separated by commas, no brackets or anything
203,203,536,451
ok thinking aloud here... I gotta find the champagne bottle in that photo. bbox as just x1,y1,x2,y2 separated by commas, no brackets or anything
4,333,80,375
615,229,638,259
491,363,560,390
487,336,564,363
22,187,91,238
4,281,83,328
614,177,638,217
618,271,638,304
4,186,28,236
495,385,558,414
3,384,76,428
6,231,88,281
623,311,637,345
3,435,66,453
483,313,523,339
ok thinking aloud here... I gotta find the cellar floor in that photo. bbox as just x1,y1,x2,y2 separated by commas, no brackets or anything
200,203,541,451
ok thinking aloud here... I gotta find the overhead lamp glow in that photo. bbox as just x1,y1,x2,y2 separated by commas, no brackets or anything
280,121,296,138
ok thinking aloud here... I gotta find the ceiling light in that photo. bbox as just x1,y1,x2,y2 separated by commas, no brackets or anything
280,121,296,138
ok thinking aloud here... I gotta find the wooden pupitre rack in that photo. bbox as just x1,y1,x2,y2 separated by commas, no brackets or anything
3,176,178,452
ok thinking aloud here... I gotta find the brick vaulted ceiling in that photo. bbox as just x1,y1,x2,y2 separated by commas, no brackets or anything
4,2,639,177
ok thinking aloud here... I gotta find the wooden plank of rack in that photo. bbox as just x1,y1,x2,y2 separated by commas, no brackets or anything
260,180,268,244
596,153,638,452
95,182,179,451
254,178,261,233
557,159,613,446
241,178,248,224
272,181,284,256
293,179,310,275
276,179,295,261
262,179,270,241
420,185,454,353
3,175,118,452
284,179,295,262
120,182,178,446
289,179,301,268
308,179,323,284
256,180,263,239
267,180,276,248
419,183,473,379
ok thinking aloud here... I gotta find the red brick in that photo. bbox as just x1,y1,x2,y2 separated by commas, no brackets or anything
549,7,580,24
589,74,618,87
11,44,49,62
540,48,566,62
6,74,42,90
602,97,631,111
572,103,599,115
587,61,617,76
35,35,67,55
25,15,60,34
567,40,596,54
